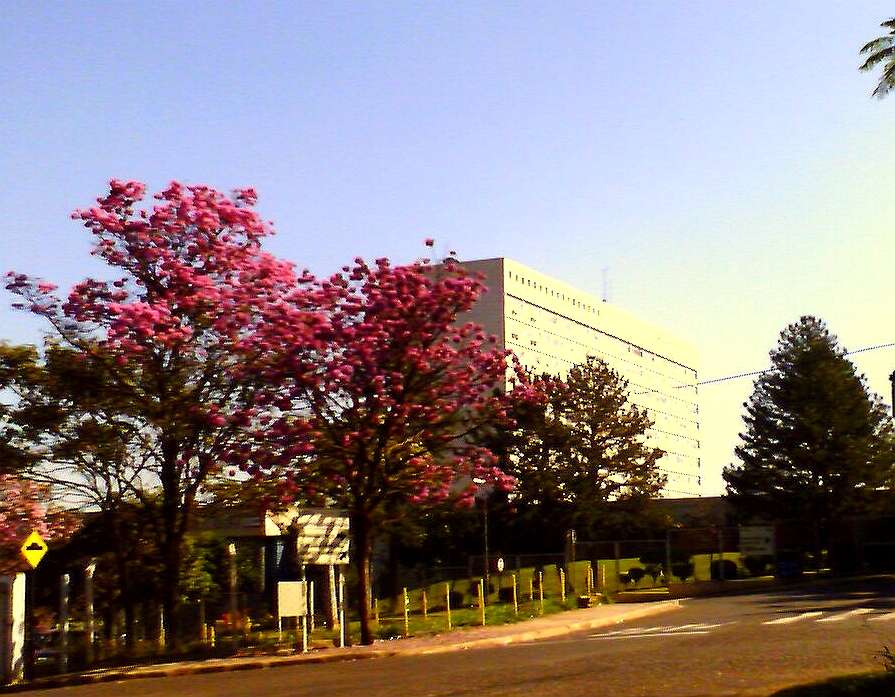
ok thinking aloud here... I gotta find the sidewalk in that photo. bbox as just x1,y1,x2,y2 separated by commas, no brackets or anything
13,600,681,691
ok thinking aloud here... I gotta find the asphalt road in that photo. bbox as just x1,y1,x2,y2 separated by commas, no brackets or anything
14,577,895,697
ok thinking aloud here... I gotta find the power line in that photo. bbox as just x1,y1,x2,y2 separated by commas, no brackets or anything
697,342,895,387
698,371,763,386
846,341,895,356
631,342,895,397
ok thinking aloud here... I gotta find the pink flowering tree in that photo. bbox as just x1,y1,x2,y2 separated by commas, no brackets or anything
0,475,79,574
255,254,529,645
3,180,317,646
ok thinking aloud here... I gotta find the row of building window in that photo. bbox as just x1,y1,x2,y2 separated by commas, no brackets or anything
508,316,694,385
509,334,698,413
508,271,602,315
507,297,697,381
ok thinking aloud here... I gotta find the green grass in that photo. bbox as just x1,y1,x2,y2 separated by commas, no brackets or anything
370,596,577,641
771,672,895,696
247,594,584,648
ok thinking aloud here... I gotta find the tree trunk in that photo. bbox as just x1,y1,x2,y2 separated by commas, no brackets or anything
161,541,182,650
124,602,137,650
107,507,141,650
353,513,375,645
159,439,186,650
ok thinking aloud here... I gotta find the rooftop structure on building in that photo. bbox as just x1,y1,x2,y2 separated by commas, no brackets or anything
459,257,701,498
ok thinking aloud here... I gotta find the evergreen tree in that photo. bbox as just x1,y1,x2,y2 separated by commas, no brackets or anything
724,316,895,555
506,356,666,543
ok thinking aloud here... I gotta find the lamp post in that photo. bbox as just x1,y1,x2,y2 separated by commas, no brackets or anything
889,371,895,418
474,481,494,593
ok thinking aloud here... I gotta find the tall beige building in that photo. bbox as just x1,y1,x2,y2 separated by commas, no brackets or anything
460,257,702,497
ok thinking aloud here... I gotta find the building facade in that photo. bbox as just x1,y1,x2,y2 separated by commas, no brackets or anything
460,257,702,497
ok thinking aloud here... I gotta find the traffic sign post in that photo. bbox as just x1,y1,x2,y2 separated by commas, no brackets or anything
19,531,48,682
20,532,47,570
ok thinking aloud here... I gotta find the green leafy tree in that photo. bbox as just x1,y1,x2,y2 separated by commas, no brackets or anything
2,180,305,647
724,316,895,560
506,357,666,544
860,17,895,98
255,255,527,645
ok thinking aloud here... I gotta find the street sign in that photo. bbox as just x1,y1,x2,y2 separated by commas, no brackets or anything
739,525,775,557
20,531,48,569
282,511,350,566
277,581,308,618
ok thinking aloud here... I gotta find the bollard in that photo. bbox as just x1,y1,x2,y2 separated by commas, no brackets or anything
559,569,566,604
309,580,316,633
511,573,518,616
538,572,544,615
422,590,428,619
403,588,410,638
478,580,486,626
445,582,452,631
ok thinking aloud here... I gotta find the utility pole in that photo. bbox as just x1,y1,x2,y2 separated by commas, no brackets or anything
889,371,895,418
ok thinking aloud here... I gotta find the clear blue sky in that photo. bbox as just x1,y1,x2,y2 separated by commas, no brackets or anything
2,2,894,495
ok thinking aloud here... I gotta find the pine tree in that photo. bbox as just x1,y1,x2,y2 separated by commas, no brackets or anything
507,356,666,542
724,316,895,555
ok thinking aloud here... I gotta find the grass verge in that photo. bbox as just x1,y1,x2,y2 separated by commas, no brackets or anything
771,672,895,696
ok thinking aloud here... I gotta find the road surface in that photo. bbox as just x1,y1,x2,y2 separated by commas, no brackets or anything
15,577,895,697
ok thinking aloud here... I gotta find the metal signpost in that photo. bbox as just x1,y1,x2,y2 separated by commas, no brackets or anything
274,510,351,648
277,581,309,651
19,531,47,681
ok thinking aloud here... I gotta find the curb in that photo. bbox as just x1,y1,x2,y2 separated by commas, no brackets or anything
409,599,682,654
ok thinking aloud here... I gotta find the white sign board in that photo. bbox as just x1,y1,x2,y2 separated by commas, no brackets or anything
289,511,350,566
277,581,308,618
0,573,25,684
739,525,775,556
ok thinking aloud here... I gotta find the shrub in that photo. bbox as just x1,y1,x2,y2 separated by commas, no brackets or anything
639,548,665,567
644,563,663,583
671,561,694,582
627,567,646,586
742,555,771,577
710,559,738,580
497,587,515,604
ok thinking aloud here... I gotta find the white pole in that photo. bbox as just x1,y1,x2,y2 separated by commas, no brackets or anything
308,580,315,633
328,565,338,630
338,569,346,648
59,574,69,674
84,561,96,664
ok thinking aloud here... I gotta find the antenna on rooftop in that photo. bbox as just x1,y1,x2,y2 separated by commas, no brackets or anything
601,267,611,303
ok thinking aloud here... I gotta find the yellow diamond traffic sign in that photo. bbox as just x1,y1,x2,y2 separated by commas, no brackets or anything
20,531,48,569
